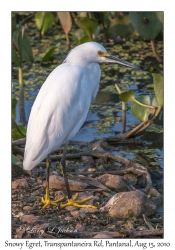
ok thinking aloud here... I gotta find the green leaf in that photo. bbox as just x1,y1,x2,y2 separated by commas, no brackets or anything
75,29,86,40
12,15,17,33
20,33,33,63
74,36,91,45
109,14,135,38
12,125,26,140
13,30,21,66
12,46,20,66
119,90,135,102
74,29,91,45
12,97,17,118
79,35,91,44
77,12,88,17
12,154,19,164
13,29,33,63
42,47,55,62
153,73,163,112
35,12,55,34
131,96,154,121
129,12,163,40
57,12,72,35
74,17,98,39
93,26,101,38
152,96,158,108
104,12,111,29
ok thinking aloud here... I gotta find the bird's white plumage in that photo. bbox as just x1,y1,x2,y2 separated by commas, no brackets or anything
23,42,104,170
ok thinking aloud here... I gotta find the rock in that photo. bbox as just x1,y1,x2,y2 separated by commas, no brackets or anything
137,175,147,188
93,233,113,238
77,166,88,173
70,210,80,219
52,171,59,176
98,174,128,192
65,206,78,211
150,170,163,180
75,223,85,231
49,175,88,190
136,226,148,231
70,210,86,219
65,216,74,222
23,206,33,211
81,156,95,167
43,223,51,231
146,187,162,198
82,208,99,213
34,223,50,231
12,178,29,190
102,190,157,218
123,173,137,185
16,225,26,238
13,212,24,218
21,214,39,224
54,191,65,201
87,167,96,173
36,177,43,184
30,177,35,182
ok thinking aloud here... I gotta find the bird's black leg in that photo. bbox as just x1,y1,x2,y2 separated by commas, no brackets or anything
60,142,72,199
45,155,51,201
41,154,64,209
60,142,96,209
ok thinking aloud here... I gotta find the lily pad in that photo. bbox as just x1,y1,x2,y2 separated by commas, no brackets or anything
129,12,163,40
109,14,135,38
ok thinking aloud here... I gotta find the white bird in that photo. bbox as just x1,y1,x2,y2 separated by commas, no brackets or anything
23,42,138,209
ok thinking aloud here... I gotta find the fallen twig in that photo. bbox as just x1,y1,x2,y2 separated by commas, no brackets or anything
12,138,26,146
50,151,152,188
143,214,154,230
13,146,24,155
44,229,163,238
75,167,147,178
69,174,111,192
123,228,163,238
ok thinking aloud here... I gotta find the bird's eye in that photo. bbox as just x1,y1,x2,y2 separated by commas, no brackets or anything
98,51,108,57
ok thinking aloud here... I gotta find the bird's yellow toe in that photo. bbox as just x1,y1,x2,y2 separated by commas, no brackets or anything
41,196,64,210
60,193,97,209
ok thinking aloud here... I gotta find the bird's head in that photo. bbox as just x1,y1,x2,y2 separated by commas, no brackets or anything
64,42,139,69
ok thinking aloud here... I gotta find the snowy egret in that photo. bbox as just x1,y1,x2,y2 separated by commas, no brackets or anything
23,42,138,209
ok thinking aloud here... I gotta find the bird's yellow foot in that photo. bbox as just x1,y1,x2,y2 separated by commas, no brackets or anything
41,196,64,210
41,178,64,210
60,193,97,209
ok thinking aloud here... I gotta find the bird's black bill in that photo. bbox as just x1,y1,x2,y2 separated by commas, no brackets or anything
106,55,139,70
